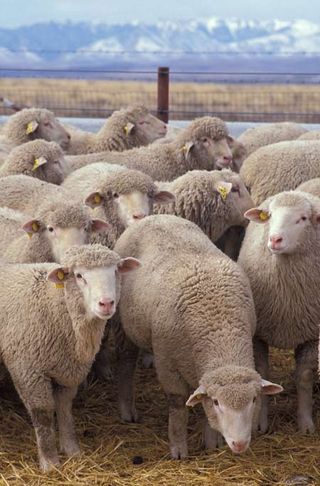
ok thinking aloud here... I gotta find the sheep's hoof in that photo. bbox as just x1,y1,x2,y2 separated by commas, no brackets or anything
170,443,188,460
39,456,60,473
60,441,81,457
142,353,154,369
298,416,315,434
120,407,139,424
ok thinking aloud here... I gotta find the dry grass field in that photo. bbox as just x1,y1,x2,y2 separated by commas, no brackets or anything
1,77,320,122
0,348,319,486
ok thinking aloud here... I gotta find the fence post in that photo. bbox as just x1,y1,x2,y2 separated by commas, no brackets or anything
157,67,169,123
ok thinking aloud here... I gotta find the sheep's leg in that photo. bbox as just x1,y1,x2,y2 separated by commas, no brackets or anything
253,337,269,433
203,418,224,450
116,328,139,423
167,393,189,459
92,326,114,381
54,385,80,457
14,376,59,472
295,342,317,434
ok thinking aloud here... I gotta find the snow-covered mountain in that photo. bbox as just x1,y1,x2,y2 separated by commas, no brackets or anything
1,18,320,77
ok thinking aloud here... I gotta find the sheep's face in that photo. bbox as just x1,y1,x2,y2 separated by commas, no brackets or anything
134,113,167,143
187,136,233,169
48,257,140,320
33,154,68,185
226,136,247,173
187,378,282,454
245,192,320,255
22,218,109,262
35,112,71,150
219,171,254,227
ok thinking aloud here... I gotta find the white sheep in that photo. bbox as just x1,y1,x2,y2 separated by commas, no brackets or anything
114,215,282,458
238,190,320,433
0,244,140,471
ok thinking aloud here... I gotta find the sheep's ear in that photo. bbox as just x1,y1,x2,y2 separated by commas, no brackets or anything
32,156,47,171
47,267,70,289
26,120,39,134
153,190,175,204
91,219,110,233
186,384,207,407
261,379,283,395
245,208,270,223
181,141,195,158
117,257,141,274
214,181,232,201
124,122,135,136
22,219,43,238
85,192,104,208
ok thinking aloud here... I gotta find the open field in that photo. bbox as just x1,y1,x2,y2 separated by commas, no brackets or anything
0,349,319,486
1,77,320,122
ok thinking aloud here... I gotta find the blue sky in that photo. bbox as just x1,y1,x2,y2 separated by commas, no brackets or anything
1,0,320,27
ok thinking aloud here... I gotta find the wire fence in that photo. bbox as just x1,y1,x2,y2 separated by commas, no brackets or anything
1,67,320,122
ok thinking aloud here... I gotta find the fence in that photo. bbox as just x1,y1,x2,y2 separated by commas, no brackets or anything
2,66,320,122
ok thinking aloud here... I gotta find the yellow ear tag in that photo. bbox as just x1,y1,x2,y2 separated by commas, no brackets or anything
32,222,39,232
26,122,34,134
55,283,64,289
124,125,129,135
94,194,101,204
57,270,65,281
27,232,33,239
218,186,228,201
33,159,40,171
180,145,187,152
259,211,269,221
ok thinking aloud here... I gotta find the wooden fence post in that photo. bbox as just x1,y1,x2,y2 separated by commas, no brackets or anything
157,67,169,123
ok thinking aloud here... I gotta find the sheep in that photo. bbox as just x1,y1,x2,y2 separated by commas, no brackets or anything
0,175,66,215
0,140,69,184
63,166,174,249
0,244,140,471
298,131,320,141
153,169,253,244
296,178,320,198
238,190,320,434
66,116,234,180
240,140,320,205
114,214,282,458
2,108,71,151
237,122,308,156
66,105,167,155
0,200,109,263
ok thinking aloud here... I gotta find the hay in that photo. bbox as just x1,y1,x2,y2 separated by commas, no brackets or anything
0,349,319,486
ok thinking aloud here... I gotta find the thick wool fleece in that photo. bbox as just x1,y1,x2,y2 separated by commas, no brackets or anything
115,214,257,395
238,191,320,349
238,122,307,156
0,175,67,215
240,140,320,205
298,131,320,141
297,178,320,198
66,105,156,155
0,207,26,249
3,108,63,146
0,140,65,184
0,201,93,263
66,116,230,181
154,169,253,243
61,243,120,270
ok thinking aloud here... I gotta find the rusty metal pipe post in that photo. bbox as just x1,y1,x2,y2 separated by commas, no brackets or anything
157,67,169,123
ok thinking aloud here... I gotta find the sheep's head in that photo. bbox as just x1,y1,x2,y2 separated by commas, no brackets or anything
245,191,320,255
5,108,71,149
22,201,109,262
177,117,233,170
5,140,69,184
85,169,174,227
47,244,140,320
187,367,282,454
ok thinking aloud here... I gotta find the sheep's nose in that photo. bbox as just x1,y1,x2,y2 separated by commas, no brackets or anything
98,299,115,315
231,440,248,454
223,155,233,164
269,235,283,248
133,213,146,220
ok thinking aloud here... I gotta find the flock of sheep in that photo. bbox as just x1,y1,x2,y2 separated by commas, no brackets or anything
0,103,320,473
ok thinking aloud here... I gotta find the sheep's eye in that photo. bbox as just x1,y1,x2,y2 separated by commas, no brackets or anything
301,216,307,221
54,160,60,165
75,273,82,279
113,193,119,199
231,186,240,194
202,137,208,143
213,399,219,406
47,226,54,232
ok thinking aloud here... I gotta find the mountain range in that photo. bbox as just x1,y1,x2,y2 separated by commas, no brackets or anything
1,18,320,80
